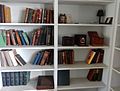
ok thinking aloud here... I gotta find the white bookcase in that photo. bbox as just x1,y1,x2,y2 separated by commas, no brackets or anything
0,0,118,91
109,0,120,91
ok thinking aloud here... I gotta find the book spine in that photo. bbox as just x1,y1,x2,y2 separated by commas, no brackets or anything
4,50,13,67
6,72,11,86
23,72,28,85
10,72,15,86
15,54,26,66
6,30,11,45
22,32,30,45
0,51,8,67
18,31,26,45
33,52,40,65
24,8,29,23
14,72,20,86
4,5,11,23
19,72,23,85
8,50,18,66
15,31,22,45
2,72,6,86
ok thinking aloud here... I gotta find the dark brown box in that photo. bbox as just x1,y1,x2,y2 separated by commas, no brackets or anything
74,34,86,46
62,36,74,46
88,31,104,46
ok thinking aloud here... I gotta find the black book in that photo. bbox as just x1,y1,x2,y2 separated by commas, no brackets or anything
36,75,54,90
97,69,103,81
15,54,26,66
58,70,70,86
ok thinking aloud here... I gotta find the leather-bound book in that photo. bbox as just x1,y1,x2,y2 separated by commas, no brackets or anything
58,70,70,86
36,75,54,90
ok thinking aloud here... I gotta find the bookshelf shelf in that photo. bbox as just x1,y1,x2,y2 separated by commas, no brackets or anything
0,64,54,72
58,62,107,70
58,24,113,27
1,79,55,91
111,87,120,91
0,23,55,26
57,78,105,90
58,45,109,49
112,67,120,74
0,46,54,50
58,0,114,5
115,47,120,51
0,0,54,4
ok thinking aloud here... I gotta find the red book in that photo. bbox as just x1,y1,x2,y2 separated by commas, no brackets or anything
87,69,96,81
6,30,11,45
35,29,41,45
32,31,37,45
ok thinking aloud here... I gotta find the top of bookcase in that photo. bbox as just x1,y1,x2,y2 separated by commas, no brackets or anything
0,0,54,4
58,0,115,5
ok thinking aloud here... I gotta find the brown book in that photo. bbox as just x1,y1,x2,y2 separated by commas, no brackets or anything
24,8,29,23
86,50,96,64
1,5,5,23
46,9,50,23
4,5,11,23
36,76,54,90
15,31,22,45
10,29,16,45
32,10,36,23
97,49,104,63
40,51,50,65
34,29,41,45
32,31,37,45
87,69,96,81
6,30,11,45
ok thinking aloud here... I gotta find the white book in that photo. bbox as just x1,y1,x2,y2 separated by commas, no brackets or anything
8,50,18,66
0,51,8,67
4,50,13,66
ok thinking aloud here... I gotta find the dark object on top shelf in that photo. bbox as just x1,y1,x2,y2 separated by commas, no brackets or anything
36,75,54,90
88,31,104,46
62,36,74,46
104,17,113,24
74,34,86,46
59,14,67,23
97,9,105,24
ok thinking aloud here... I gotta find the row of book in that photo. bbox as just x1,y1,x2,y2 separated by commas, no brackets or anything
86,49,104,64
33,49,54,65
31,27,54,45
0,27,54,46
58,50,74,64
0,49,26,67
0,4,11,23
24,8,54,23
2,71,30,86
87,69,103,81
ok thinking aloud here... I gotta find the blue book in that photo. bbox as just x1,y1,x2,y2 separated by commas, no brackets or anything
10,72,15,86
18,31,26,45
2,72,6,86
23,71,30,85
19,72,24,85
33,52,41,65
36,51,44,65
5,72,11,86
14,72,20,86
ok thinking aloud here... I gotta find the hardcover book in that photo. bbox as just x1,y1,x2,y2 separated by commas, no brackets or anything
36,75,54,90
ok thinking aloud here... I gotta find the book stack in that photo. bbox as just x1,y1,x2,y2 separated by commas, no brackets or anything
86,49,104,64
36,75,54,90
0,4,11,23
0,49,26,67
32,49,54,65
24,8,54,23
2,71,30,86
0,26,54,46
87,69,103,81
31,27,54,45
58,50,74,64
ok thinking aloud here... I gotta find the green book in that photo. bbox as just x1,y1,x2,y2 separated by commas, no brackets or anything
0,30,6,46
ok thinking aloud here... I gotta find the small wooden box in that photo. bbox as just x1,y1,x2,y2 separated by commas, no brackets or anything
74,34,86,46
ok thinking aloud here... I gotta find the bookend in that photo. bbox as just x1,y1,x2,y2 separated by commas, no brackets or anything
88,31,104,46
62,36,74,46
